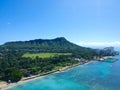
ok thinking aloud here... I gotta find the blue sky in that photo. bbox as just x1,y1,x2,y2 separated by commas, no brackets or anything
0,0,120,47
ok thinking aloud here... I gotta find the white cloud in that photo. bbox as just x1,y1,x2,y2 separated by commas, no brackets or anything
78,41,120,47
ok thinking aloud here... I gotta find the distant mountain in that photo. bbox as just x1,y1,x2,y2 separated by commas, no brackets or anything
1,37,93,53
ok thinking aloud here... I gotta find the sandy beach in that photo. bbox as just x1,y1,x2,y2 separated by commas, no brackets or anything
0,75,46,90
0,70,63,90
1,70,60,90
0,62,90,90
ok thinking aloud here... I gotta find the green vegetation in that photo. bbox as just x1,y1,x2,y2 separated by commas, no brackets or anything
22,53,72,59
0,51,78,82
2,37,95,55
0,37,119,82
3,68,23,82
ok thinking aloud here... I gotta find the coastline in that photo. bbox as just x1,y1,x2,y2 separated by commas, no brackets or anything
0,61,92,90
0,56,114,90
98,56,113,61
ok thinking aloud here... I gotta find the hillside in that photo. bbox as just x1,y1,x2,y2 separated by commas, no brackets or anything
1,37,94,53
0,37,119,59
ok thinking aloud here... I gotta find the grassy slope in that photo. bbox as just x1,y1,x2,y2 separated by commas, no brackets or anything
22,53,72,59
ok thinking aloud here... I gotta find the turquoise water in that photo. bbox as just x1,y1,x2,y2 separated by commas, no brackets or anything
7,56,120,90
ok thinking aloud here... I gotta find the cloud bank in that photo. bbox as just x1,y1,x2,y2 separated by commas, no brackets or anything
78,41,120,47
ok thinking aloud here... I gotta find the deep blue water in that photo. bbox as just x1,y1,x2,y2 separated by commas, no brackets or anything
7,56,120,90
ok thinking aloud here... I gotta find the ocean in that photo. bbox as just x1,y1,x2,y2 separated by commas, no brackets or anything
7,56,120,90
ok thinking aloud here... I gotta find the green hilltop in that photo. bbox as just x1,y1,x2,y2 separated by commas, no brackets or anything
1,37,96,59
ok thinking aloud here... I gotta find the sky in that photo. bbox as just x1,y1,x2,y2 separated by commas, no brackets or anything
0,0,120,47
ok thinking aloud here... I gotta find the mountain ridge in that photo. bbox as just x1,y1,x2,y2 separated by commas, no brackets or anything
4,37,67,44
1,37,119,57
2,37,88,52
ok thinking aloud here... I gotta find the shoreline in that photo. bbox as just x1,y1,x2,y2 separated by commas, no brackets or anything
98,56,113,61
1,56,113,90
1,55,114,90
1,61,92,90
